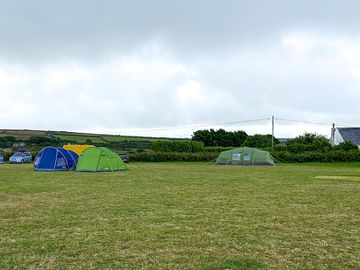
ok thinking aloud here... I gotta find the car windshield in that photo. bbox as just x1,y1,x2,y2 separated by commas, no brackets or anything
13,153,24,157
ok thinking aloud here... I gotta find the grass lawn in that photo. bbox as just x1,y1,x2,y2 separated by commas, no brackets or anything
0,163,359,269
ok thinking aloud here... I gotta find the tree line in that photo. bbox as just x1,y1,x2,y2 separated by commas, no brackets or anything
191,129,277,148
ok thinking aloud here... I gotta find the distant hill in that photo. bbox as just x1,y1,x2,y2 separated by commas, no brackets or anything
0,129,189,151
0,129,188,141
53,130,189,143
0,129,50,139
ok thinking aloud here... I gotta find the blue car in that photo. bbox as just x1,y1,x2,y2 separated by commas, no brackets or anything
9,152,32,164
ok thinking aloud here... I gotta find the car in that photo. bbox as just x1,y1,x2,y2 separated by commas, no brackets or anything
119,153,129,163
9,152,32,164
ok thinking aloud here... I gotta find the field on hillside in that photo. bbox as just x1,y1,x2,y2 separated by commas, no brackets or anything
0,129,48,139
53,132,188,144
1,163,360,269
0,129,188,143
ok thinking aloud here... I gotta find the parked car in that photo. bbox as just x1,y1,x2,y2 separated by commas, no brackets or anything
119,153,129,163
9,152,32,164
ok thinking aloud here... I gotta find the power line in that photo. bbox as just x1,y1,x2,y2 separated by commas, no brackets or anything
118,118,270,133
117,116,355,135
275,118,353,127
275,118,331,126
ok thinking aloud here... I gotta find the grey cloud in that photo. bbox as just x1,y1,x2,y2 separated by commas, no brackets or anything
1,0,360,137
1,0,360,61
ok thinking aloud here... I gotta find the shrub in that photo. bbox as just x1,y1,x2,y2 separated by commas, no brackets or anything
334,141,359,151
287,133,331,152
1,152,11,161
0,136,17,147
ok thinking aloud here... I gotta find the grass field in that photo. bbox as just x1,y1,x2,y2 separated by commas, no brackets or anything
1,163,360,269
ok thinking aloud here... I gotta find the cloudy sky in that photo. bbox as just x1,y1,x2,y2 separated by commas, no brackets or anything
1,0,360,138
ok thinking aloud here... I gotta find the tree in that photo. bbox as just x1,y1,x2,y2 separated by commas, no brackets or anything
242,134,276,148
192,129,247,147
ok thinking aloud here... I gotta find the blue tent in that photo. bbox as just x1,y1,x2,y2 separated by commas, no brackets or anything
34,147,78,171
0,153,4,164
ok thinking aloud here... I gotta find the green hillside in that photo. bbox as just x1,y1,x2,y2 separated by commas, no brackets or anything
0,129,49,139
0,129,189,152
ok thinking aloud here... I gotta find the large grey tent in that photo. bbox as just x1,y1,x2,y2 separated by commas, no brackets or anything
215,147,275,166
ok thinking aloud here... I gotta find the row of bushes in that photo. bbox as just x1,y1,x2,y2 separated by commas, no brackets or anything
272,150,360,163
129,151,218,162
95,140,153,150
0,136,17,147
151,141,234,153
2,149,360,163
152,140,204,152
0,135,155,150
204,146,234,152
128,150,360,163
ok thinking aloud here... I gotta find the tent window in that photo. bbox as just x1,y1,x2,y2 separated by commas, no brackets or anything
56,156,66,167
243,153,250,161
232,153,241,160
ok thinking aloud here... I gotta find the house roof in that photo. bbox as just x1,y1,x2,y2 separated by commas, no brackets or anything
337,128,360,145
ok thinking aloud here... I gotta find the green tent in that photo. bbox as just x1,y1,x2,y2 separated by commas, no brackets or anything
75,147,126,172
215,147,275,166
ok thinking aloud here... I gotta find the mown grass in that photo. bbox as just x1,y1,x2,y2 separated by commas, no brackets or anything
0,163,360,269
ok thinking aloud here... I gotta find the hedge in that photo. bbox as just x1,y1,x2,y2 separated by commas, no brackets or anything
130,150,360,163
272,150,360,163
152,141,204,153
129,151,218,162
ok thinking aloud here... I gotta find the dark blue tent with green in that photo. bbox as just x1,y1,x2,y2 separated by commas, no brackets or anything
34,147,78,171
0,153,4,164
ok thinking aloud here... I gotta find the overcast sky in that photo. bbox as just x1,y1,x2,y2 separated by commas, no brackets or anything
1,0,360,138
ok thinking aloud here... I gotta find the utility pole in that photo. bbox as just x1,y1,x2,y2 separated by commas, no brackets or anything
271,116,275,151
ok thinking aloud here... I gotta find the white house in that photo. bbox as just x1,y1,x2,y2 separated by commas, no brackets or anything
330,126,360,149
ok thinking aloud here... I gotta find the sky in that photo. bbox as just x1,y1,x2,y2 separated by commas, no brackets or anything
1,0,360,138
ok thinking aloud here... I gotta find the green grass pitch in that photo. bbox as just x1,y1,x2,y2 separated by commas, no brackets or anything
1,163,359,269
